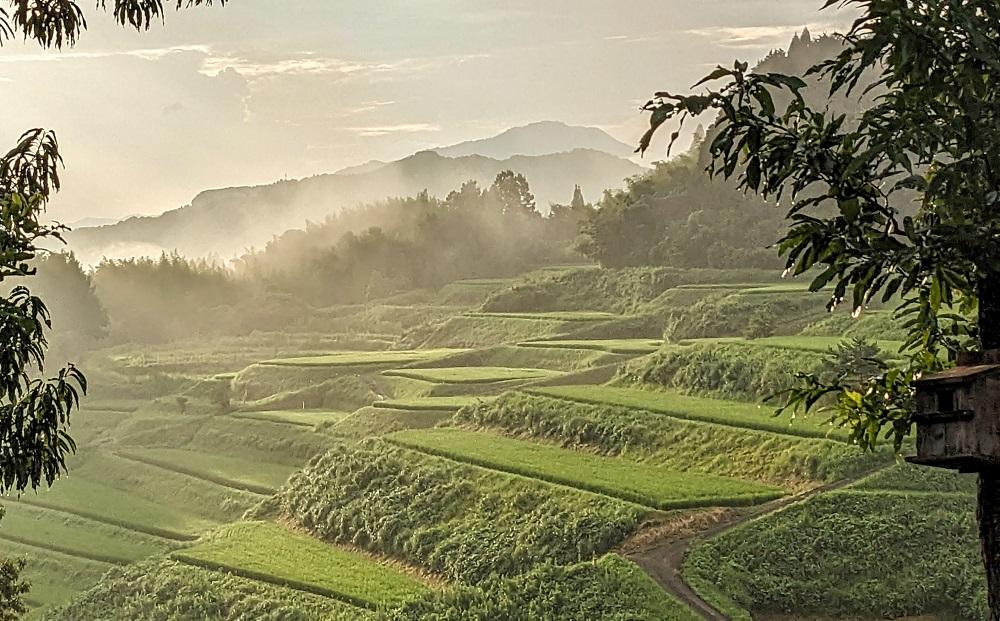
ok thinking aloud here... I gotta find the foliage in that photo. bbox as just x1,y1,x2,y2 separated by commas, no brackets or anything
389,428,783,509
854,462,977,494
385,554,701,621
742,308,775,340
619,343,828,403
684,491,986,620
663,291,829,341
480,266,777,315
46,559,365,621
173,521,429,609
638,1,1000,450
276,440,644,583
0,507,27,621
457,392,883,487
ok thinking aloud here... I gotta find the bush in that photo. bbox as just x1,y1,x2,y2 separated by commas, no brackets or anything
620,343,826,402
277,440,643,583
685,491,986,621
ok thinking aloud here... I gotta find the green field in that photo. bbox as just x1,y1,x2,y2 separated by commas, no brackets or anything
231,409,349,428
118,448,296,494
173,521,430,609
684,491,984,621
373,396,493,411
466,311,621,322
382,366,560,384
7,541,112,619
8,477,221,540
518,339,664,354
389,428,783,509
259,349,467,368
531,385,849,441
0,503,174,564
679,335,905,356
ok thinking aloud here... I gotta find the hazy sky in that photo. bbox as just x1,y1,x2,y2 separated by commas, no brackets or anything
0,1,854,222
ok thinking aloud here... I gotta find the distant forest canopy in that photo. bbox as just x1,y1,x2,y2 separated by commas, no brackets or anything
576,30,851,270
26,171,594,345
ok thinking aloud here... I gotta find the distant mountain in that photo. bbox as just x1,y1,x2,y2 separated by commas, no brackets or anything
62,216,122,229
434,121,635,160
334,160,387,176
66,148,643,264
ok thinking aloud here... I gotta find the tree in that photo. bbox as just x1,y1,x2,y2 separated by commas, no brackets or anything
489,170,537,217
0,1,226,616
638,1,1000,616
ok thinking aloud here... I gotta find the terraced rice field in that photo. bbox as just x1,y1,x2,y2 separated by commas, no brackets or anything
679,335,905,356
259,349,468,368
117,448,296,494
389,428,783,509
518,339,664,354
373,396,494,411
8,476,222,541
9,541,112,618
530,385,849,441
466,311,621,322
230,409,349,428
382,366,560,384
0,503,174,565
173,521,431,609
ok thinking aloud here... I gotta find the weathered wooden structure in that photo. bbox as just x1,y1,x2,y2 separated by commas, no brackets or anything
909,350,1000,472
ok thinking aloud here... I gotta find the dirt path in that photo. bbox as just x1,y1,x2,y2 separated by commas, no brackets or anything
627,473,883,621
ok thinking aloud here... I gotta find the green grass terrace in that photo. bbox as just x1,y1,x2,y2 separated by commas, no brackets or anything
529,385,850,441
388,428,783,509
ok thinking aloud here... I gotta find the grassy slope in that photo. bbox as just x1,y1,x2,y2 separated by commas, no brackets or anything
382,366,561,384
456,392,885,489
388,428,783,509
117,448,296,494
389,554,701,621
259,349,467,367
8,542,111,619
229,409,349,428
685,491,985,621
47,559,370,621
531,385,848,441
0,503,174,564
174,521,429,609
518,339,664,354
373,396,494,411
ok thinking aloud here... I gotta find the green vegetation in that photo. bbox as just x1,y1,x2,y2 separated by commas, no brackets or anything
382,366,560,384
531,385,847,441
388,555,700,621
620,342,827,402
230,409,349,428
0,504,173,564
373,396,494,412
331,407,451,438
854,463,978,494
276,440,643,582
685,491,985,620
47,559,369,621
389,428,783,509
457,392,884,488
679,335,905,356
7,543,110,619
174,522,429,609
259,349,466,368
466,311,620,322
518,339,664,354
117,449,296,494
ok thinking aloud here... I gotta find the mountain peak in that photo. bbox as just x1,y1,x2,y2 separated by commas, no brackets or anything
434,121,634,160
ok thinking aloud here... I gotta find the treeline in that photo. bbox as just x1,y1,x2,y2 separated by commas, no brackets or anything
30,171,594,346
574,31,850,270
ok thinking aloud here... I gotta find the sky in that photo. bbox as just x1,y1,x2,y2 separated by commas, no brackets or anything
0,0,855,222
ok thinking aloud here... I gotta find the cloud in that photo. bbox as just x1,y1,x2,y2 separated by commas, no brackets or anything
0,44,210,64
344,123,441,137
198,53,397,79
